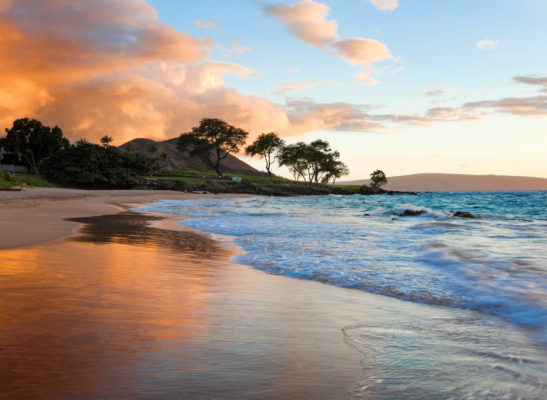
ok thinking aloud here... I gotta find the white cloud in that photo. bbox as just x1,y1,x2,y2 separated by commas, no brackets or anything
476,39,501,50
367,0,400,11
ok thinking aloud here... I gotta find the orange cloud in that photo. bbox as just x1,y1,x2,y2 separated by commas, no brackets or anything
265,1,393,83
285,98,385,134
464,96,547,118
0,0,214,142
265,0,338,48
331,38,392,70
1,1,541,146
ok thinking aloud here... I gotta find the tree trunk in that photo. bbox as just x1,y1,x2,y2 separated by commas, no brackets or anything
215,149,222,177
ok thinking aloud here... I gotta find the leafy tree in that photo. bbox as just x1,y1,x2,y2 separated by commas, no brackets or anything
277,142,308,182
177,118,248,177
308,140,339,184
370,169,387,188
41,139,163,187
245,132,285,181
100,135,113,147
322,159,350,185
125,143,135,152
278,139,346,187
3,118,69,174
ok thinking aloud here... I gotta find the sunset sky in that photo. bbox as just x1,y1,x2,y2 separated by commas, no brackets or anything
0,0,546,179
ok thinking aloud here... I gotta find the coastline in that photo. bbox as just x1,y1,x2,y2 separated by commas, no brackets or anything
0,187,253,250
0,196,366,398
1,189,545,398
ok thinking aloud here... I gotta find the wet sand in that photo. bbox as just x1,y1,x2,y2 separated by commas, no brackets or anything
0,187,250,249
1,192,545,399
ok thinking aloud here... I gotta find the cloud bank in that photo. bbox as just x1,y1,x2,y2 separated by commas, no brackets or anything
0,0,295,143
0,1,544,146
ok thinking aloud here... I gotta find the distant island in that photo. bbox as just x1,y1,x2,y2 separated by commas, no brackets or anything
341,173,547,191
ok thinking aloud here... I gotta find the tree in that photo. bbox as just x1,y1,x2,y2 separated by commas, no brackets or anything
278,142,308,182
3,118,69,174
278,139,346,187
370,169,387,188
100,135,113,147
322,160,349,185
177,118,248,177
41,138,163,187
245,132,285,181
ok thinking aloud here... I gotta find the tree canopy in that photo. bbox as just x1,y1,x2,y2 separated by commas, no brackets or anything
245,132,285,181
41,139,163,187
3,118,69,174
177,118,248,177
278,139,348,186
370,169,387,188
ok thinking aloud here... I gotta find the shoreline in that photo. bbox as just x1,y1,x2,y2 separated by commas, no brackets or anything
1,189,545,398
0,187,254,250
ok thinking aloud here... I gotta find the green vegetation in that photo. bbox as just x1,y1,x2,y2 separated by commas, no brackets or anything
245,132,285,182
278,139,349,186
0,171,22,188
0,116,398,195
41,139,163,187
370,169,387,188
178,118,249,177
1,118,69,174
15,173,55,187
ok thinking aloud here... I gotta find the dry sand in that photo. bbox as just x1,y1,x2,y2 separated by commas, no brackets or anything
0,187,249,250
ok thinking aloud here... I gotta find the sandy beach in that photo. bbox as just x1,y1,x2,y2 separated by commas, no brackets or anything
0,188,250,250
1,189,545,399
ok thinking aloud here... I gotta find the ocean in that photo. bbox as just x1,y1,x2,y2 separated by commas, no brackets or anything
137,191,547,398
138,192,547,339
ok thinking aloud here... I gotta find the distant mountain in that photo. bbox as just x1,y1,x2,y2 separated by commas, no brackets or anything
341,173,547,191
118,137,260,175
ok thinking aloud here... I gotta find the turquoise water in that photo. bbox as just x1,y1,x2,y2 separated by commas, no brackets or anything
139,192,547,343
136,192,547,398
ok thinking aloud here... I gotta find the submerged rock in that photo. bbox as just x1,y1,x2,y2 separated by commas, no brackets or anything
452,211,477,218
399,209,427,216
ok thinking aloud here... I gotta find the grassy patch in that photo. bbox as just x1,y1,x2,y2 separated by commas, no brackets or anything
0,171,22,187
333,184,361,193
15,173,56,187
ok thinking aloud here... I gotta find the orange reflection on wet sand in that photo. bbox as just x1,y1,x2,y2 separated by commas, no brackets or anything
0,213,362,399
0,215,224,398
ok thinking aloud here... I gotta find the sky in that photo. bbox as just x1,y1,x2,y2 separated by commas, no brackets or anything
0,0,546,179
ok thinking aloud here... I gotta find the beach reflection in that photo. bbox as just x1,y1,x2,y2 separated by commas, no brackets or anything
3,212,543,399
0,213,361,399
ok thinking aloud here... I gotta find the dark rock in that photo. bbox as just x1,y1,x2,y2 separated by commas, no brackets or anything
453,211,477,218
399,209,427,216
363,213,371,216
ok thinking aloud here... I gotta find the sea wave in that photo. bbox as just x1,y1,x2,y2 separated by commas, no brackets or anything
135,192,547,342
